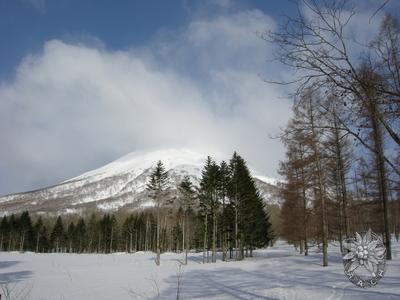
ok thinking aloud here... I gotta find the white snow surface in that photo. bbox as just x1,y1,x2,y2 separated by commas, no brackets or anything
66,148,275,186
1,240,399,299
66,148,209,183
0,148,281,214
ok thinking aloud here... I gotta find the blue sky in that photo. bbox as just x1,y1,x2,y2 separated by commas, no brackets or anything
0,0,294,81
0,0,397,196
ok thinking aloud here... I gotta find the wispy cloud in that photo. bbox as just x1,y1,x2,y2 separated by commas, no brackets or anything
0,8,292,195
24,0,47,13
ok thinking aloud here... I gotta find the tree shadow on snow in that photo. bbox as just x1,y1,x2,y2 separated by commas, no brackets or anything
156,266,288,300
0,261,32,285
156,253,400,300
0,261,20,269
0,271,32,284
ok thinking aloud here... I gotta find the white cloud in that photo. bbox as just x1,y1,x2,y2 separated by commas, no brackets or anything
25,0,47,13
0,9,291,195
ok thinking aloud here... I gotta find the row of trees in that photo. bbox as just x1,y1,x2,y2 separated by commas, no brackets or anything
267,0,400,265
0,153,273,266
146,152,273,265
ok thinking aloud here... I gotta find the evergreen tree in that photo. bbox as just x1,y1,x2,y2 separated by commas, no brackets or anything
146,160,169,266
8,214,17,251
229,152,273,259
51,216,65,252
178,175,196,264
110,214,118,253
122,215,135,252
218,161,231,261
67,221,76,253
87,213,98,252
0,216,9,251
33,217,44,253
199,156,220,263
75,218,87,253
18,211,33,251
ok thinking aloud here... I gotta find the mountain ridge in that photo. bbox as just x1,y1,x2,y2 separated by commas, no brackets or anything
0,148,281,216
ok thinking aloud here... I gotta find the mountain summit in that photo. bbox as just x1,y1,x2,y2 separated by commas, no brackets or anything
0,149,280,216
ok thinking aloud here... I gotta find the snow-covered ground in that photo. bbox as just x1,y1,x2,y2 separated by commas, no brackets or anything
1,240,399,300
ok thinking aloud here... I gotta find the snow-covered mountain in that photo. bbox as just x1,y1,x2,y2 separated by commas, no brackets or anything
0,149,281,216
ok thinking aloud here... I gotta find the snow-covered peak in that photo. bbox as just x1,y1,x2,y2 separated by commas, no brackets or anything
66,148,216,183
0,148,281,215
67,148,277,185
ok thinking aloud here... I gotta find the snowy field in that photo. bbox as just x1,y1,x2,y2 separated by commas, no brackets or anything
1,241,399,300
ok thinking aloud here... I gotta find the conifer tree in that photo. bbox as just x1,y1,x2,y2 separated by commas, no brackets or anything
87,213,98,252
18,211,33,251
219,161,231,261
178,175,196,264
67,221,76,253
229,152,273,259
8,214,17,251
75,218,87,253
33,217,44,253
146,160,169,266
199,156,220,263
123,215,135,253
51,216,64,252
0,216,9,251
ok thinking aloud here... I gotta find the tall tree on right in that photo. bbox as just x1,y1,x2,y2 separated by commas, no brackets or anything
229,152,273,259
198,156,220,263
354,67,392,260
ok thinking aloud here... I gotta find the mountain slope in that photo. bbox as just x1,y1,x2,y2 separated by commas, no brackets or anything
0,149,281,215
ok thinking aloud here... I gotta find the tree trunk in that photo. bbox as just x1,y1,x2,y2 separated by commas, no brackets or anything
97,232,101,253
309,98,328,267
110,226,114,253
203,214,208,264
212,210,216,263
235,206,239,260
300,159,309,256
369,98,392,260
129,232,133,253
333,115,350,238
156,198,161,266
184,213,188,265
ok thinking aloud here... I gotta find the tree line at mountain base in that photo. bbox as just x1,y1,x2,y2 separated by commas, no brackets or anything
0,152,274,264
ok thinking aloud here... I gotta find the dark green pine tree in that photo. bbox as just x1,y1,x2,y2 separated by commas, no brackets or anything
87,213,98,252
67,221,76,253
199,156,220,263
122,215,135,253
18,211,34,252
99,214,110,253
8,214,17,251
229,152,243,260
229,152,273,259
178,175,196,265
110,214,118,253
75,218,87,253
0,216,9,251
218,160,231,261
40,225,50,253
146,160,169,266
33,216,44,253
51,216,65,252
